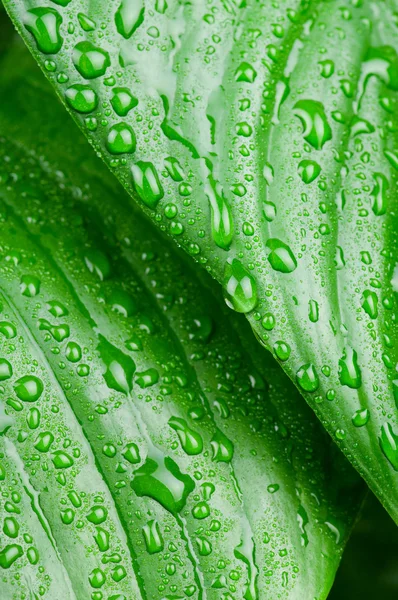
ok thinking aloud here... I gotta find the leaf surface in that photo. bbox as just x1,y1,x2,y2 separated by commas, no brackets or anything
4,0,397,519
0,35,364,599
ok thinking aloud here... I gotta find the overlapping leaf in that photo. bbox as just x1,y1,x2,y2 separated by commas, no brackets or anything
3,0,396,519
0,32,364,599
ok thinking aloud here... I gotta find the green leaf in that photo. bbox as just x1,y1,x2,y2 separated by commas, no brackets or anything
0,36,364,599
4,0,397,520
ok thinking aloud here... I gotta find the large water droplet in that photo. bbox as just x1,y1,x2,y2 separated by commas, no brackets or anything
65,84,98,113
73,41,110,79
296,363,319,392
111,87,138,116
169,417,203,455
223,259,258,313
115,0,145,39
24,8,63,54
14,376,43,402
131,162,164,209
131,450,195,514
106,123,136,155
293,99,332,150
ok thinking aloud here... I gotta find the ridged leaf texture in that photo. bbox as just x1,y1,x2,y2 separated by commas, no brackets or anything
0,34,363,599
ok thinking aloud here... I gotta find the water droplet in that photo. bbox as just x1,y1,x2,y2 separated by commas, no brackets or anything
352,408,370,427
115,0,144,39
73,41,110,79
24,8,63,54
210,429,234,463
338,346,362,389
205,177,234,250
77,12,96,31
98,336,136,394
319,59,334,78
0,358,12,381
111,87,138,116
296,363,319,392
34,431,54,453
106,123,136,154
131,162,164,209
20,274,40,297
266,239,297,273
169,417,203,455
298,160,321,184
380,422,398,470
223,259,258,313
235,62,257,83
293,99,332,150
131,450,194,514
308,299,319,323
122,442,141,464
0,322,17,339
371,173,388,216
142,519,164,554
87,506,108,525
89,568,106,589
52,451,74,469
0,544,23,569
362,290,378,319
14,376,43,402
66,341,82,363
273,341,291,361
65,84,98,113
3,517,19,539
135,368,159,388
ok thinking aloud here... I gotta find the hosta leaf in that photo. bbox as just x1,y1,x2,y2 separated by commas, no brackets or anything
0,35,364,599
4,0,397,520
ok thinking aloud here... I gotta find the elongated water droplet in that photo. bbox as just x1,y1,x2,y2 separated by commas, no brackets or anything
210,429,234,463
205,177,234,250
142,519,164,554
371,173,388,216
115,0,144,39
131,161,164,209
362,290,378,319
223,259,258,313
338,346,362,389
380,422,398,470
98,336,136,394
169,417,203,455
